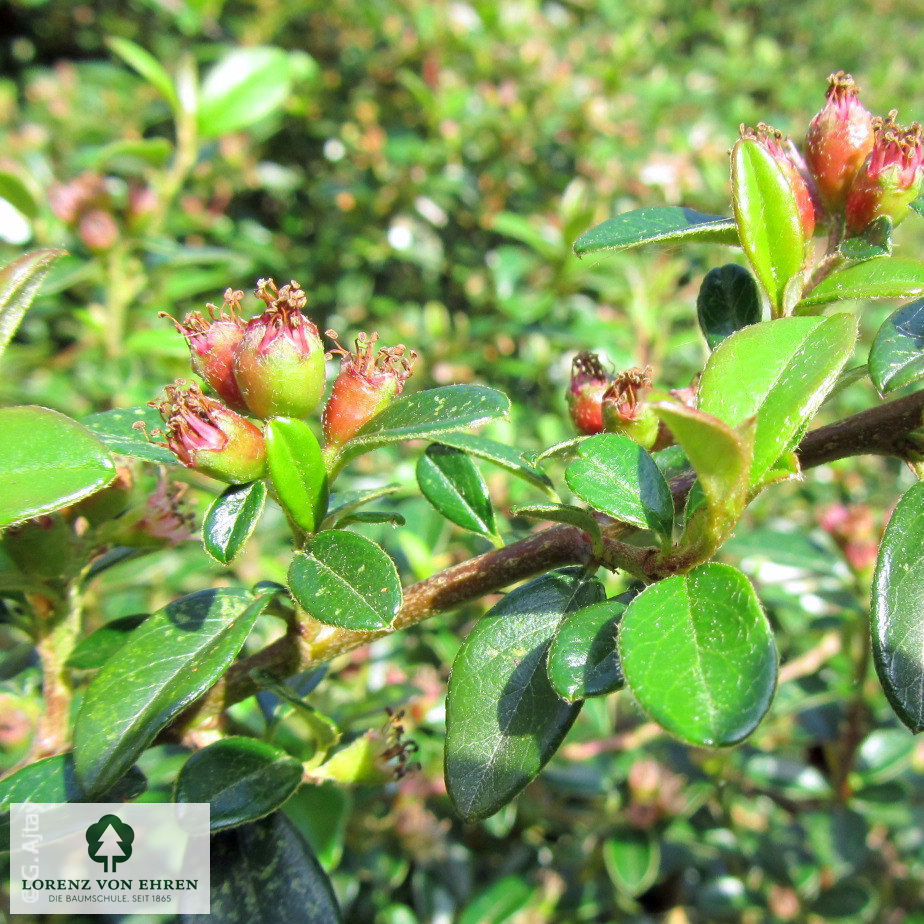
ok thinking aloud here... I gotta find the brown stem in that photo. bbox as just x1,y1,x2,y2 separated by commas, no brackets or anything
195,389,924,717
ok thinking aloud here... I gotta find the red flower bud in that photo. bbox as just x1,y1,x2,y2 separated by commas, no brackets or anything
741,123,819,239
567,352,611,435
78,208,119,252
602,366,659,450
845,114,924,234
160,290,247,413
153,381,266,484
232,279,326,420
322,331,417,446
805,72,875,210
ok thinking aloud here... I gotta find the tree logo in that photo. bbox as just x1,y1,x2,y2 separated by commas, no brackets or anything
85,814,135,873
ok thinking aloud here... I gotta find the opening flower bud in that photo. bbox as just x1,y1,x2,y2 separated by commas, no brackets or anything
567,352,611,435
742,123,819,239
161,289,247,413
232,278,326,420
601,366,659,450
322,330,417,446
845,114,924,235
805,72,875,210
153,381,266,484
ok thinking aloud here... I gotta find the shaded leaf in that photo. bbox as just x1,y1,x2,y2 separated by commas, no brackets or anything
66,614,149,671
697,263,762,349
511,503,603,558
203,481,268,564
869,298,924,393
416,444,496,536
603,829,660,897
434,430,553,493
83,406,178,464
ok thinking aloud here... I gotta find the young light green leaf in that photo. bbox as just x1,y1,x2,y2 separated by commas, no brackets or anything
511,503,603,558
731,138,805,312
0,249,65,364
869,299,924,393
203,480,268,564
66,614,149,671
107,37,180,112
696,263,762,349
197,47,294,138
565,433,673,541
698,315,858,485
445,569,604,820
416,444,496,537
872,482,924,732
74,589,267,795
174,737,303,831
546,595,627,701
83,406,178,464
573,207,738,256
288,530,402,631
199,813,341,924
618,563,778,746
432,430,553,493
603,829,660,897
0,406,116,528
0,172,38,219
265,418,328,534
798,257,924,308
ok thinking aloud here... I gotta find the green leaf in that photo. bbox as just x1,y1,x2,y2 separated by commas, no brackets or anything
107,37,180,112
340,385,510,464
445,569,604,819
197,47,294,138
288,530,402,631
416,444,496,537
74,589,266,795
174,737,303,831
321,485,401,529
618,563,778,746
603,829,660,897
911,194,924,218
80,137,174,170
698,315,857,485
696,263,762,349
83,406,179,464
731,138,805,311
546,596,627,701
66,614,149,671
433,430,553,493
203,481,268,564
459,876,532,924
855,729,915,784
196,813,341,924
265,418,328,534
869,299,924,393
0,249,65,364
798,258,924,308
565,433,673,541
872,482,924,731
839,216,893,262
0,406,116,528
573,207,738,256
0,171,38,219
511,503,603,558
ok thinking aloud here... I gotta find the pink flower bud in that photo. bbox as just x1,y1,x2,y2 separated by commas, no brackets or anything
567,352,611,435
232,279,326,420
153,381,266,484
322,330,417,445
78,208,119,252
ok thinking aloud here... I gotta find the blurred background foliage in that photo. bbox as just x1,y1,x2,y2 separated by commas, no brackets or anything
2,0,924,920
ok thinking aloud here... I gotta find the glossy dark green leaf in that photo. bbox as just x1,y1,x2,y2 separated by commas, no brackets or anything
66,614,149,671
547,596,626,701
335,510,405,527
618,563,778,746
565,433,673,541
731,138,805,311
840,216,893,262
698,315,857,485
321,485,401,528
0,171,38,219
83,406,178,464
0,406,117,528
340,385,510,462
174,737,303,831
872,481,924,731
107,37,180,111
696,263,762,349
203,480,268,564
417,444,496,537
288,530,402,631
265,418,328,534
511,503,603,558
603,829,660,896
433,430,553,493
0,249,65,363
573,207,738,256
798,257,924,308
445,569,604,819
74,589,267,794
869,299,924,393
185,813,341,924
